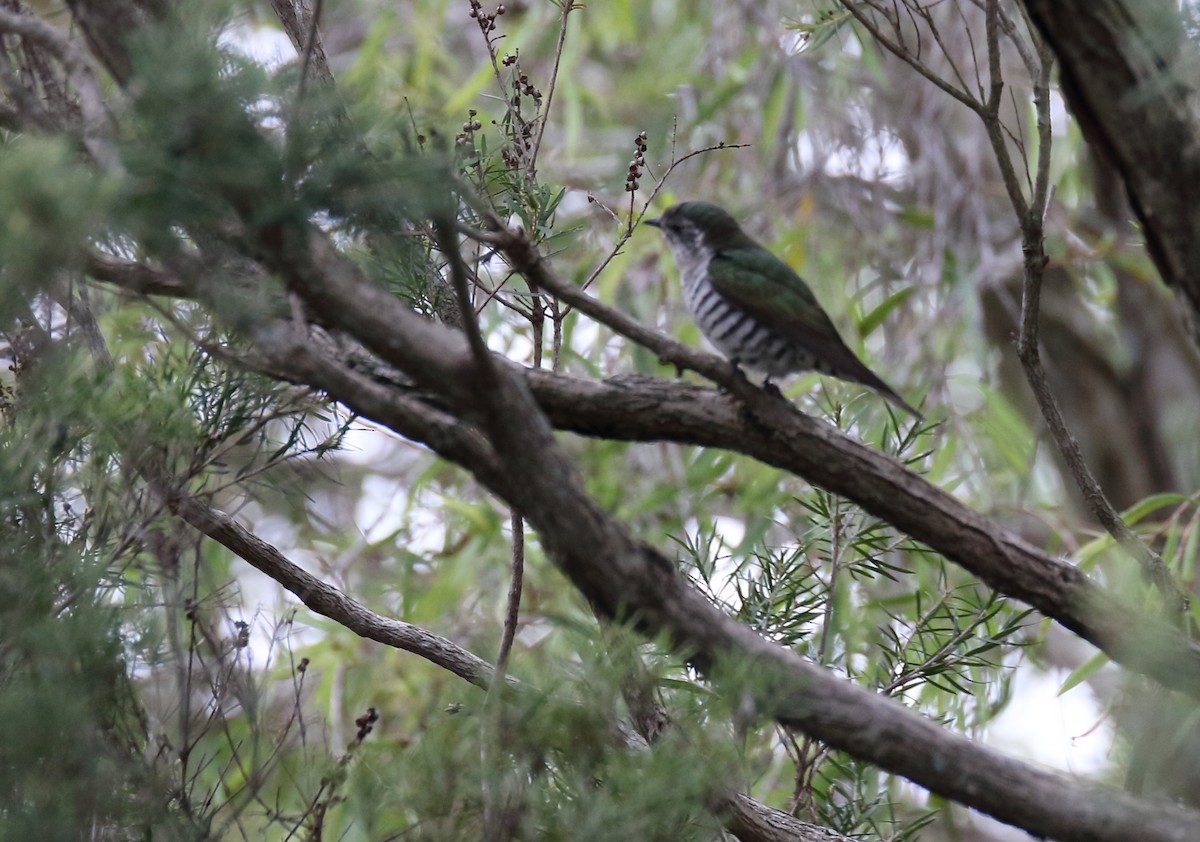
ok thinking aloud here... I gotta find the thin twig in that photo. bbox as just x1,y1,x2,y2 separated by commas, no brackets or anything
529,1,573,175
474,221,752,393
1002,31,1189,618
954,1,985,100
496,510,525,674
297,0,325,101
1029,37,1054,221
474,270,535,320
0,6,116,169
170,473,503,687
1015,259,1188,618
550,298,563,372
1007,86,1034,193
968,0,1041,78
576,141,749,295
840,2,983,113
979,0,1029,219
434,217,495,377
916,3,973,96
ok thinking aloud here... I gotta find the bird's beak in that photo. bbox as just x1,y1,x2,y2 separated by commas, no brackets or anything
644,217,661,228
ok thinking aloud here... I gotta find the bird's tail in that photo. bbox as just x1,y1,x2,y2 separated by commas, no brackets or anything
852,364,924,421
817,339,925,420
876,383,924,421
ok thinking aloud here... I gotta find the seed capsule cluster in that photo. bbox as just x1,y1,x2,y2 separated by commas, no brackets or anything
625,131,647,192
467,0,505,32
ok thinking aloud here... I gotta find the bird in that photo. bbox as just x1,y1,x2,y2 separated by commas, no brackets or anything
646,201,922,419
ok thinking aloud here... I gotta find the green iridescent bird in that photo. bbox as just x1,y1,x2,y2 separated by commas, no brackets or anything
647,201,922,419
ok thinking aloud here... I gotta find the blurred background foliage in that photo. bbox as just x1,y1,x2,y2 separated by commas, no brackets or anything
3,0,1200,840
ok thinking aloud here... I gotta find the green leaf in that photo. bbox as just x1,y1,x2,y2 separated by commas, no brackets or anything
1188,597,1200,636
858,286,915,338
783,9,853,53
1058,651,1110,696
1120,492,1190,526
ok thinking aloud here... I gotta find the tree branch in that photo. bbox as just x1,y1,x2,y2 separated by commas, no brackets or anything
0,5,116,168
840,2,985,114
1019,0,1200,344
88,243,1200,700
85,252,192,297
985,9,1188,617
283,363,1200,840
718,792,857,842
1014,222,1188,619
836,0,1192,631
242,229,1200,839
154,477,500,690
218,322,854,842
521,369,1200,697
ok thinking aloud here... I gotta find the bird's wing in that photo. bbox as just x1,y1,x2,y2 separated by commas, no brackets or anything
707,247,859,366
709,247,922,417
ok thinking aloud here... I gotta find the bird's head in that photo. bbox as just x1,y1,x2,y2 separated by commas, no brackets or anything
646,201,749,254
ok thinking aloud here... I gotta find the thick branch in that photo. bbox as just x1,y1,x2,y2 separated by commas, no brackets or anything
62,0,146,85
90,245,1200,699
148,319,816,842
0,5,116,168
718,792,855,842
485,224,1200,696
154,478,499,690
85,252,192,297
245,232,1200,837
1019,0,1200,342
523,370,1200,698
291,362,1200,842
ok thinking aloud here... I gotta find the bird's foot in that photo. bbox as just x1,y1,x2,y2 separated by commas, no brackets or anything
659,356,687,378
760,376,785,400
715,358,750,394
730,358,749,382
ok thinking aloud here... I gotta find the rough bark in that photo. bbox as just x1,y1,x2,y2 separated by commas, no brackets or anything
1021,0,1200,344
